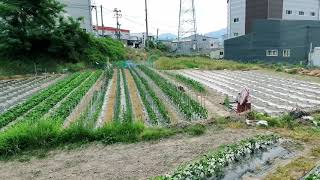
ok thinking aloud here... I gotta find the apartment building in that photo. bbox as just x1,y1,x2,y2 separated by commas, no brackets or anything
59,0,93,32
227,0,320,39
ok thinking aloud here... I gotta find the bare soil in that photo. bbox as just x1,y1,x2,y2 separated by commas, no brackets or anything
103,69,118,123
0,128,263,180
125,69,146,122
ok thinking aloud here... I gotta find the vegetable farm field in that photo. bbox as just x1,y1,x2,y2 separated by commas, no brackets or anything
0,64,210,154
1,63,320,180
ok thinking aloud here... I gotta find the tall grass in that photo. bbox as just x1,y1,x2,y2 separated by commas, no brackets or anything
154,57,261,70
0,118,145,157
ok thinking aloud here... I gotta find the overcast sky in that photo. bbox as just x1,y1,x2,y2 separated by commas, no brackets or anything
93,0,227,35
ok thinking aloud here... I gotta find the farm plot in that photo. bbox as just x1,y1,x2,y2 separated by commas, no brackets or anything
0,75,62,113
139,66,208,121
180,70,320,115
155,134,302,180
130,67,171,126
0,71,104,131
98,67,145,125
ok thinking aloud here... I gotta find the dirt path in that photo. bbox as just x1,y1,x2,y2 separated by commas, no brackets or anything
0,128,263,180
125,69,146,122
103,69,118,123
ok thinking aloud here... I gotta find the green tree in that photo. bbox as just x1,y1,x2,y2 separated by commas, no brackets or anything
0,0,126,64
0,0,64,55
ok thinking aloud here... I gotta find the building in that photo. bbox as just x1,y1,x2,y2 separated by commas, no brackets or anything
94,26,130,40
59,0,93,32
227,0,320,39
171,35,222,54
130,32,155,47
225,19,320,64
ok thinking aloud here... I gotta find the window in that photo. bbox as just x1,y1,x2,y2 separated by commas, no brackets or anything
266,50,278,57
233,18,239,23
299,11,304,15
286,10,292,15
283,49,291,57
311,12,316,16
233,32,239,37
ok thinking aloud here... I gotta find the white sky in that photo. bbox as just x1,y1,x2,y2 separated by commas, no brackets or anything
93,0,227,35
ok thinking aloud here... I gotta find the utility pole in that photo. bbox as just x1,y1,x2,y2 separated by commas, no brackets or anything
145,0,149,48
113,8,122,40
91,5,99,34
157,28,159,41
90,5,98,33
100,5,104,36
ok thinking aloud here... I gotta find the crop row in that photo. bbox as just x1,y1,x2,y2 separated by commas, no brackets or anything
50,71,103,124
12,72,92,126
113,69,122,121
129,68,158,124
121,69,133,122
0,72,82,129
167,72,206,93
138,66,207,120
86,68,114,128
131,68,170,124
157,135,280,180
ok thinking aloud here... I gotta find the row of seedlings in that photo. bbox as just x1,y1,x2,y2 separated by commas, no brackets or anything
79,67,115,128
0,72,88,129
113,69,122,121
121,68,133,123
75,67,115,128
131,68,170,125
165,72,206,93
17,72,93,125
129,68,158,125
138,66,208,120
156,135,280,179
49,71,103,125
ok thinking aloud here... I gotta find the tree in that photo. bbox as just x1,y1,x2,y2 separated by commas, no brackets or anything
0,0,64,55
0,0,126,64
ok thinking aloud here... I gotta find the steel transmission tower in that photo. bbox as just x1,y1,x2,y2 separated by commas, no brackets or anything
178,0,198,52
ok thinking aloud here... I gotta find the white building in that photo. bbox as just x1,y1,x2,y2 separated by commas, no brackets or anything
171,35,222,54
227,0,320,39
59,0,93,32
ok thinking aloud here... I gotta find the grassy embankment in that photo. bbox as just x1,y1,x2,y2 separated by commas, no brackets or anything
154,56,261,70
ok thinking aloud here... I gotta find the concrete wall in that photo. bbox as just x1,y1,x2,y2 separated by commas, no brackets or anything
59,0,92,32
